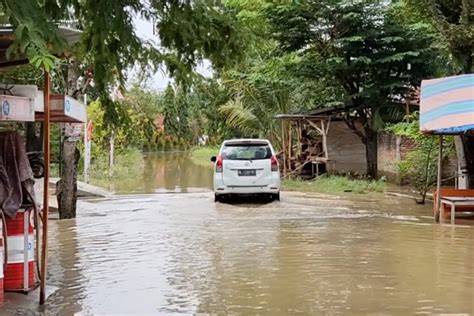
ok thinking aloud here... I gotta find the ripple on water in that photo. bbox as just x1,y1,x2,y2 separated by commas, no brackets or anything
4,191,474,314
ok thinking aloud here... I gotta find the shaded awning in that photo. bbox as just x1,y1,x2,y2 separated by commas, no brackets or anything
420,74,474,135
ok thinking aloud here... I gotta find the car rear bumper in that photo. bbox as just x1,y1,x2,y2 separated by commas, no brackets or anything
214,177,280,195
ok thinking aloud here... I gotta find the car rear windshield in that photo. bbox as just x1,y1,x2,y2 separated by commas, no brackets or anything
222,144,272,160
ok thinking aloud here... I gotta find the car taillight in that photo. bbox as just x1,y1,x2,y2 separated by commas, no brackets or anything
271,155,279,172
216,155,223,173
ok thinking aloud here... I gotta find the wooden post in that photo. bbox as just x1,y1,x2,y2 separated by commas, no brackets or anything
436,135,443,223
321,119,328,159
281,120,287,176
40,71,50,305
297,121,302,157
288,121,293,173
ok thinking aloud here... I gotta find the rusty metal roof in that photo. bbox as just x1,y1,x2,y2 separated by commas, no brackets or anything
0,26,82,68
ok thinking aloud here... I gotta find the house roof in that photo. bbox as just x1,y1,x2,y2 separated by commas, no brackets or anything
276,114,331,121
0,26,82,69
307,104,355,116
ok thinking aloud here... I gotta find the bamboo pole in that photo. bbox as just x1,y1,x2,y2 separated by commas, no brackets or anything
436,135,443,223
297,121,302,157
281,120,287,176
40,71,50,305
288,122,292,174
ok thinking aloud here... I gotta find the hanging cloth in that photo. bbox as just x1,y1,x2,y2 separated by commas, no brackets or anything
0,131,37,218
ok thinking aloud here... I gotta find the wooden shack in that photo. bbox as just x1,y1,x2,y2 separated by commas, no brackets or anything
277,106,367,178
277,108,367,177
277,114,331,178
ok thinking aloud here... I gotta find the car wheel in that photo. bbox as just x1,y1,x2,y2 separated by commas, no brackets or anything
275,192,280,201
214,194,221,203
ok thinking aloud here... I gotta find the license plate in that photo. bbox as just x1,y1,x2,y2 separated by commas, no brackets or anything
238,169,256,176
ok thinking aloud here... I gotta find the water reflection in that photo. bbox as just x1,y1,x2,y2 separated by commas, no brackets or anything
108,152,213,194
46,219,84,314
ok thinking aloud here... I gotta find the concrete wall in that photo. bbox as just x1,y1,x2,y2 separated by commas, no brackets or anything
326,123,457,182
377,132,457,184
326,121,366,174
377,132,416,183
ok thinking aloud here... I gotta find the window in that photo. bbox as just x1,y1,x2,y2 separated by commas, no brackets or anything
222,144,272,160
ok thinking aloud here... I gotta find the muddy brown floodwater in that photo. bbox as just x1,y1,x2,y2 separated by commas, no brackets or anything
3,153,474,315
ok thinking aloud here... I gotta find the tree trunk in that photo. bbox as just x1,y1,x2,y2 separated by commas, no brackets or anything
57,139,79,219
56,61,84,219
365,129,378,179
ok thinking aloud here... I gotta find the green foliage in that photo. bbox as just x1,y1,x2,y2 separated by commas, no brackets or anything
387,113,454,203
264,0,443,176
1,0,248,126
87,85,163,155
268,1,439,116
404,0,474,73
159,79,237,145
283,175,386,194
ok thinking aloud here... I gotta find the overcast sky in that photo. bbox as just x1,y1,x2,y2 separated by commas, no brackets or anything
131,17,212,91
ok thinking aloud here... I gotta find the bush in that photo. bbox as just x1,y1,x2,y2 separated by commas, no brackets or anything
387,113,454,203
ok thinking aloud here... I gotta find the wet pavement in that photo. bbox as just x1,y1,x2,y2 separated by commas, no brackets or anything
2,153,474,315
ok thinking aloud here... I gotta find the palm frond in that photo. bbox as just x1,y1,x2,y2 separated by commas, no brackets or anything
218,98,259,133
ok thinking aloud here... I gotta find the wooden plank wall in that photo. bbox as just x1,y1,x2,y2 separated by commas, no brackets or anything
326,121,366,174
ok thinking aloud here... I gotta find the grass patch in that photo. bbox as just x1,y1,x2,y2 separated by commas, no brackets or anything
283,175,386,194
191,146,219,167
89,148,144,188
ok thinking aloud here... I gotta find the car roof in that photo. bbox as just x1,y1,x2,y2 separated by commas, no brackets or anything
223,138,271,146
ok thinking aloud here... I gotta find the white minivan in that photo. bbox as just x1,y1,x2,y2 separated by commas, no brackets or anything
211,139,281,202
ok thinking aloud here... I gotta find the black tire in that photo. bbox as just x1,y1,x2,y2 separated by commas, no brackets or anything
31,162,44,179
214,194,222,203
274,193,280,201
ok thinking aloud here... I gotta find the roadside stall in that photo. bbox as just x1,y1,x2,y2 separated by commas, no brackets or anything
0,26,85,305
420,73,474,224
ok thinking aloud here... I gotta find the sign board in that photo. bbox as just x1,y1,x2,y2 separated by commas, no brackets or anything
0,95,35,122
64,96,86,122
50,95,87,123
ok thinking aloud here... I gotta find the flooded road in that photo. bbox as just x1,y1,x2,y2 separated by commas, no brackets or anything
102,152,213,194
3,154,474,315
6,193,474,315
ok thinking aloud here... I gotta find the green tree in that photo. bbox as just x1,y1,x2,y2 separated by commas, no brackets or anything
406,0,474,74
267,1,441,178
1,0,248,218
406,0,474,190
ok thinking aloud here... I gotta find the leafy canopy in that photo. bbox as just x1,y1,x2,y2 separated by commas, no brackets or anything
1,0,248,121
267,1,440,131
